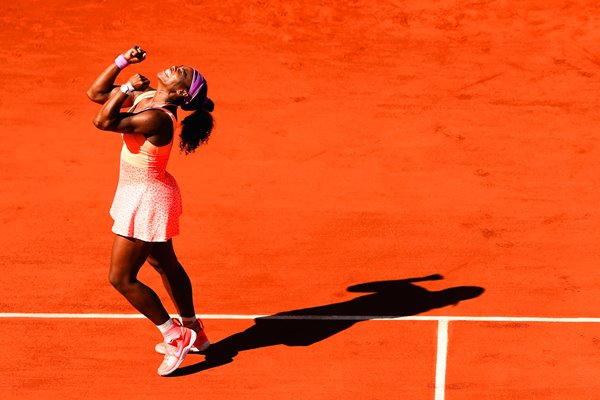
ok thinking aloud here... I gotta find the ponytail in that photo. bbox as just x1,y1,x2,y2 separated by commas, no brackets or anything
179,83,214,155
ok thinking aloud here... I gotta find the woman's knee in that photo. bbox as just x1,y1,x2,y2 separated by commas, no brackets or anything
109,235,152,292
108,267,134,293
108,273,124,293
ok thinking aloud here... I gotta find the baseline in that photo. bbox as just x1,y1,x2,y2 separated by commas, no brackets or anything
1,313,599,322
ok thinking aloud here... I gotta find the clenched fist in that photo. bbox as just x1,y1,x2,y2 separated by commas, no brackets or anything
123,45,146,64
126,73,150,91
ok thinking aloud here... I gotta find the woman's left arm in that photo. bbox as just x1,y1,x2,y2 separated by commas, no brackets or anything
86,46,147,105
92,74,155,133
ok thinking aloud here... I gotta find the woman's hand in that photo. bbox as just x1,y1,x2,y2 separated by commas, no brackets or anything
123,45,147,64
126,74,150,91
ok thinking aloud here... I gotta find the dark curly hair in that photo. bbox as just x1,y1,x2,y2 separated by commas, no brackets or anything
179,82,214,154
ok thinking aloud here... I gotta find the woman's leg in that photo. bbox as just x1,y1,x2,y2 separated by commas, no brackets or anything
146,239,196,318
109,235,171,325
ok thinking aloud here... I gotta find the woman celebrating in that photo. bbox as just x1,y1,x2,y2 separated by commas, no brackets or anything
87,45,214,376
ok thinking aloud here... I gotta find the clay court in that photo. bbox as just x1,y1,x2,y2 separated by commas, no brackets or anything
1,0,600,398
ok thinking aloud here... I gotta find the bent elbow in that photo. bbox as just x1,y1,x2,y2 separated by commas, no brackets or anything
86,90,105,104
92,118,111,130
91,118,103,129
86,90,98,102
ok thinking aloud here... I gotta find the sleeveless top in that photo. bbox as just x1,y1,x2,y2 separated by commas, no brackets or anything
109,90,183,242
120,90,177,173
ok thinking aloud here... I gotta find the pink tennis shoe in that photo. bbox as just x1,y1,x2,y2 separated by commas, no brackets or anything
157,319,197,376
155,319,210,356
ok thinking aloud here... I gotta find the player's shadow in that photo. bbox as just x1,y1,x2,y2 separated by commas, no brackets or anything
169,274,483,377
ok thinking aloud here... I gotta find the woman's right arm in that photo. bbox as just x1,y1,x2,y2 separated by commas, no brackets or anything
86,46,147,106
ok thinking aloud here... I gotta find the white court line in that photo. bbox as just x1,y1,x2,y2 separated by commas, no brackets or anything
435,319,449,400
0,313,599,322
2,313,598,400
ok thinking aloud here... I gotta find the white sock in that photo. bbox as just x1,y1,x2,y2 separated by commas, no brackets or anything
157,318,175,336
181,316,198,327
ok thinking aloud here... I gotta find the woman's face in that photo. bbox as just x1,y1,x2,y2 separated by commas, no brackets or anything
157,65,194,95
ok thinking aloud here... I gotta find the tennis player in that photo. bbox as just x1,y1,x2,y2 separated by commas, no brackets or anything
87,45,214,376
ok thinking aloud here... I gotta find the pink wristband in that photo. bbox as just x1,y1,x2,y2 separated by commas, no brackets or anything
114,54,129,70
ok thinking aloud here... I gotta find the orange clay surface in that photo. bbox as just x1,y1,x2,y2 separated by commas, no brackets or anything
1,0,599,399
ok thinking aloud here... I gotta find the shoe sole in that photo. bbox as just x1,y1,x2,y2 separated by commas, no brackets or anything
158,330,197,376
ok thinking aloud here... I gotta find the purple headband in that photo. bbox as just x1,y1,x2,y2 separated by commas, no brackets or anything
185,68,205,105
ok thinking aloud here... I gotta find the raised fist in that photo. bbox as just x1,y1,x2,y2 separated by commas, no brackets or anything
126,73,150,91
123,45,146,64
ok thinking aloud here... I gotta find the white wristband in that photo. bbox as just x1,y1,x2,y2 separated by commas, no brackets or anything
120,82,135,94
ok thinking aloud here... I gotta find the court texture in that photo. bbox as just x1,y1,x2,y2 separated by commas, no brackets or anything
1,1,599,399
